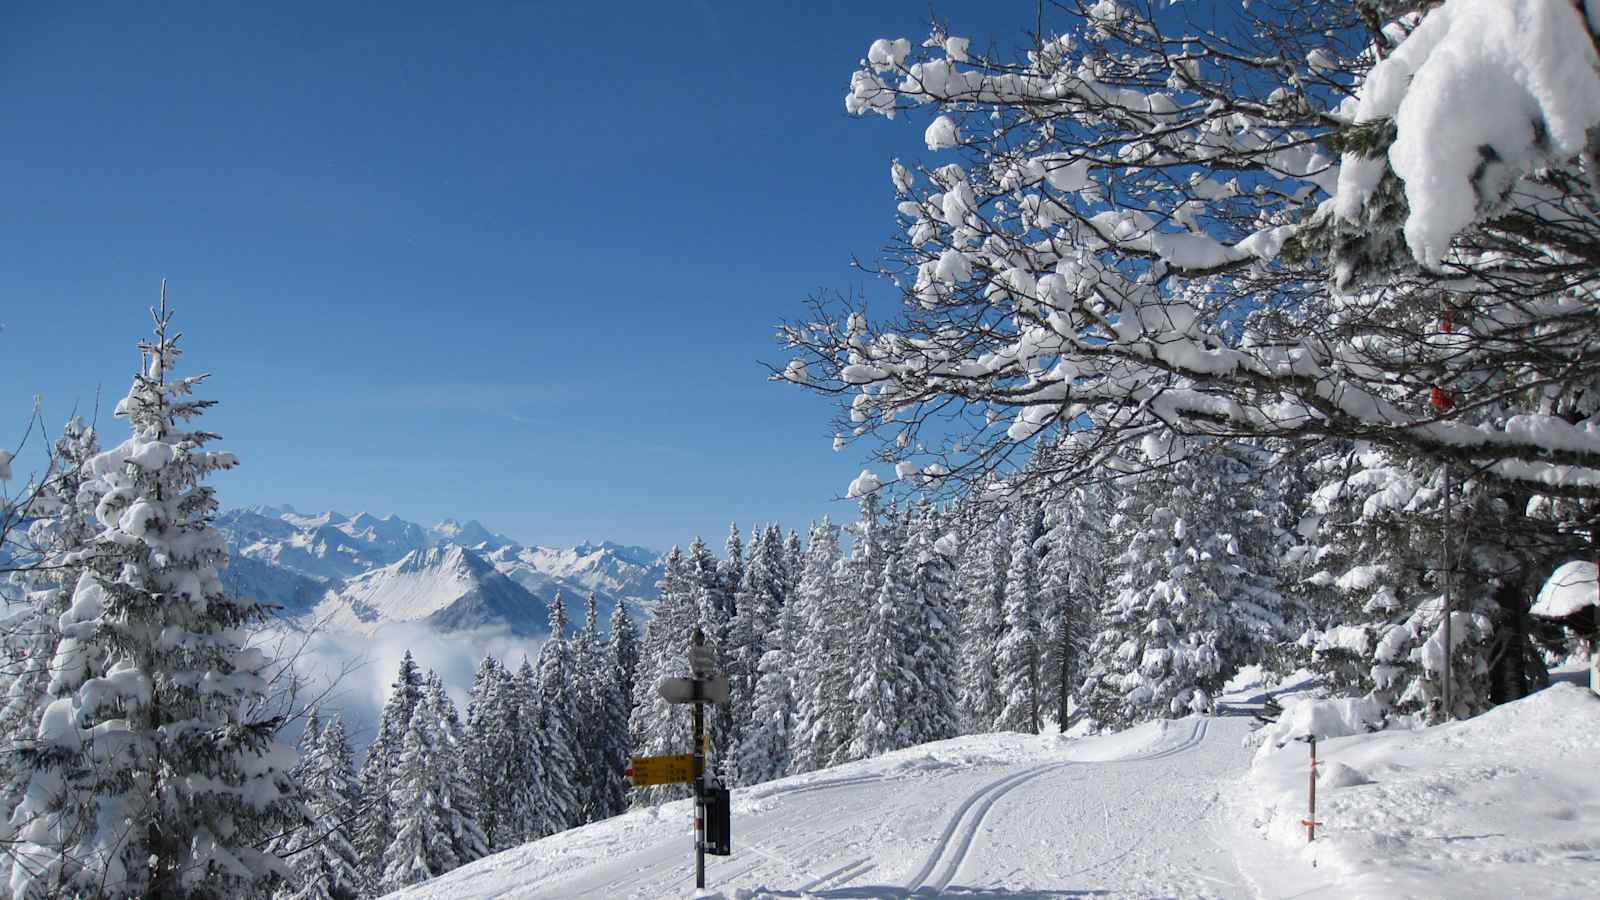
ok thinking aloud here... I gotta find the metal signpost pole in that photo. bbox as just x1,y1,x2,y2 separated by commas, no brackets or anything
691,627,707,891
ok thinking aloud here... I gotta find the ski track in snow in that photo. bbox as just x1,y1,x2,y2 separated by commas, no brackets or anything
387,715,1248,900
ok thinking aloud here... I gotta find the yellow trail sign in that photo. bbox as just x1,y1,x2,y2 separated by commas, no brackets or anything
626,754,695,787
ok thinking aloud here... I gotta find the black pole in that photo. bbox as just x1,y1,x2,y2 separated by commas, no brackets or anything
692,627,706,890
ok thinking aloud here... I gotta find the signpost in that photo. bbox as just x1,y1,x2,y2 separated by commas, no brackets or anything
636,625,732,891
625,754,695,787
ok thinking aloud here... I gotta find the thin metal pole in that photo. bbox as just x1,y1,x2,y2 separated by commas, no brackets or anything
1308,737,1318,842
1442,465,1453,721
692,628,706,890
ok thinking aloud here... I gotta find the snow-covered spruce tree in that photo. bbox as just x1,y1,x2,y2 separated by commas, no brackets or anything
573,592,626,823
735,577,798,786
687,536,736,774
995,507,1043,734
956,509,1008,733
787,518,853,773
848,553,919,760
1036,479,1109,731
729,524,786,772
506,657,546,842
356,650,424,883
1299,449,1500,722
1080,441,1286,730
381,675,486,892
7,301,300,899
606,600,639,722
276,713,365,900
904,499,960,745
532,596,580,834
0,418,102,838
628,547,695,806
465,656,523,851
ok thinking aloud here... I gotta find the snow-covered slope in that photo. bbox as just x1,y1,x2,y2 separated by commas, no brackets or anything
386,716,1254,899
312,545,548,636
1236,680,1600,899
387,677,1599,900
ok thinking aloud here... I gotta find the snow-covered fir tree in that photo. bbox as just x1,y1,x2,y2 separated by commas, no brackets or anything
0,419,102,838
276,713,365,900
956,508,1009,733
848,553,919,759
7,303,300,899
1081,442,1286,730
357,650,424,883
532,596,580,834
787,518,852,772
995,507,1043,733
904,500,960,745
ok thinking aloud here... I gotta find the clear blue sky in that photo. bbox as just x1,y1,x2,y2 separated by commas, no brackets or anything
0,0,1036,551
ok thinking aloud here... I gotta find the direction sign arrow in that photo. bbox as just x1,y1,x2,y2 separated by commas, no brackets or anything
626,753,695,787
658,673,731,705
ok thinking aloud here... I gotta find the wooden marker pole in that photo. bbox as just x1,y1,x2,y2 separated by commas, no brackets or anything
1296,734,1322,850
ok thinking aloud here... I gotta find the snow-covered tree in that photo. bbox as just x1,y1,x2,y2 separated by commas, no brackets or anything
0,419,102,836
1080,443,1286,729
904,499,960,744
7,301,300,899
276,714,365,900
381,675,486,891
357,650,424,881
532,596,580,834
956,509,1008,732
629,547,695,805
787,518,851,772
736,585,797,786
848,553,919,759
995,508,1042,733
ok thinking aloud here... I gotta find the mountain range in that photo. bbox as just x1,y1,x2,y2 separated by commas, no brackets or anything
215,505,663,637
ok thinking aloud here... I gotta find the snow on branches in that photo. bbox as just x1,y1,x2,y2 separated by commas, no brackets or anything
778,1,1600,504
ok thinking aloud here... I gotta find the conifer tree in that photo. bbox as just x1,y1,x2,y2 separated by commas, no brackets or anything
957,510,1009,732
788,518,851,772
276,714,365,900
507,658,546,842
465,656,523,851
7,302,300,899
629,547,694,805
533,596,580,834
905,500,960,744
736,583,797,786
995,508,1043,733
1037,481,1109,732
357,651,424,882
848,553,918,759
606,601,640,718
0,419,101,837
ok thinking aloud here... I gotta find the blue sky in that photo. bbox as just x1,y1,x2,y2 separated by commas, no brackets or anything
0,0,1034,551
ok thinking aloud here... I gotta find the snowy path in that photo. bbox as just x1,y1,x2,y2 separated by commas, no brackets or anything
388,715,1256,899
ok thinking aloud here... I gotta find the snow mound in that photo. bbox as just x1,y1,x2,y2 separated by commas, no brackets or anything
1236,683,1600,899
1533,560,1599,618
1318,761,1373,790
1252,693,1391,761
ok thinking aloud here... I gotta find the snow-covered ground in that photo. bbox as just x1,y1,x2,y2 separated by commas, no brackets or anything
1236,680,1600,899
387,673,1600,900
389,715,1254,898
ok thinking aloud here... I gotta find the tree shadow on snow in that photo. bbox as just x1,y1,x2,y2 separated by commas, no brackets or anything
754,886,1111,899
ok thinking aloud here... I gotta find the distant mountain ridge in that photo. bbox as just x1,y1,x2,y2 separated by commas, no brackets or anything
215,505,663,637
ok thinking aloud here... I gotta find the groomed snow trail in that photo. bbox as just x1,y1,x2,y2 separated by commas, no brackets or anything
386,715,1254,899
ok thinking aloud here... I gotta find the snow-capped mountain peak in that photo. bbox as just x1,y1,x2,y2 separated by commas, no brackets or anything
215,506,663,638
